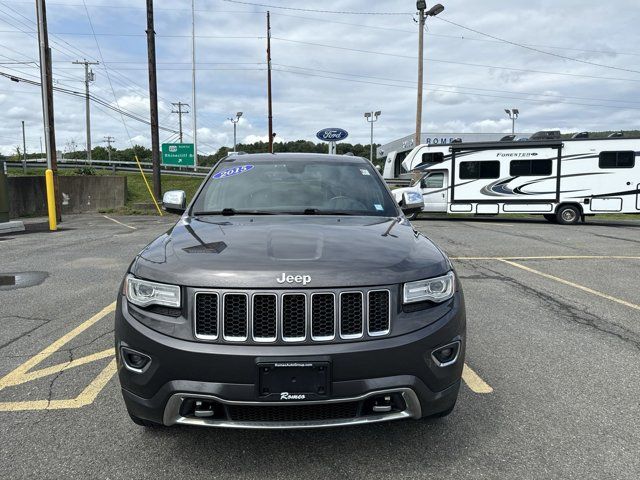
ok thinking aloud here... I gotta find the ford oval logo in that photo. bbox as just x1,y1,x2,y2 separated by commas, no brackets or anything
316,128,348,142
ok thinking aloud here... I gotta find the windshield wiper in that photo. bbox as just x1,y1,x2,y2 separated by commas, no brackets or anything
300,208,355,216
193,208,277,216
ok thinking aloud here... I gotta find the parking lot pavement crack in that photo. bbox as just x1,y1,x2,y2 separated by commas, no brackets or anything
473,262,640,351
0,316,52,351
30,349,73,426
64,328,115,355
461,222,583,251
589,233,640,245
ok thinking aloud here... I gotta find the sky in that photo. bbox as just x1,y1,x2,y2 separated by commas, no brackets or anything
0,0,639,156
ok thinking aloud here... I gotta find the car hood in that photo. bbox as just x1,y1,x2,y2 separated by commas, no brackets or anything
131,215,450,288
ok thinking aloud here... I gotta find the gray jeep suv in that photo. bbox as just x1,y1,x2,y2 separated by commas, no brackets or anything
115,153,466,429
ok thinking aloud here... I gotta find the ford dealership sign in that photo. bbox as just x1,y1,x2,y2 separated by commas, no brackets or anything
316,128,348,142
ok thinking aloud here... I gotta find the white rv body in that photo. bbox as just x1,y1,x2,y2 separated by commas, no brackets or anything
392,138,640,223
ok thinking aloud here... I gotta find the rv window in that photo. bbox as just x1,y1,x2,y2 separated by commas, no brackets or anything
599,151,635,169
509,159,553,176
422,173,444,189
459,161,500,179
422,152,444,164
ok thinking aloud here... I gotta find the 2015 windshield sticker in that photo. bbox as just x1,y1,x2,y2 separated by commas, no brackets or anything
213,164,254,179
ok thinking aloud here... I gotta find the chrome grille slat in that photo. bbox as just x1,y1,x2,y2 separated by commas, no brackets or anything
339,292,364,339
282,294,306,342
311,293,335,341
194,288,392,344
223,293,248,341
252,293,277,342
368,290,391,336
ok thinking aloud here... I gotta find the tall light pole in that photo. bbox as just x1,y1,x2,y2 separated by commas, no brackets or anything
364,111,381,163
505,108,519,134
228,112,243,152
21,120,27,174
415,2,445,146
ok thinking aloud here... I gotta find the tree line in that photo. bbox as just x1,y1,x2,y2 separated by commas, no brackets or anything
0,140,384,169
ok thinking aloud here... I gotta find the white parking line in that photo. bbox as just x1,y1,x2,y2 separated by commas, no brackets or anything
101,214,137,230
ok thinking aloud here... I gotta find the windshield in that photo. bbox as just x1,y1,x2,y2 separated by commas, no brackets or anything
191,158,398,216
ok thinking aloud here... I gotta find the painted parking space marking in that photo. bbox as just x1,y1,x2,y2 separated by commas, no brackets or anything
101,214,137,230
451,255,640,261
462,364,493,394
0,302,117,412
498,259,640,312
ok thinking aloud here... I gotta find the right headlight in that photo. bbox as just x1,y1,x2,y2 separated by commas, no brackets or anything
126,275,181,308
403,271,455,304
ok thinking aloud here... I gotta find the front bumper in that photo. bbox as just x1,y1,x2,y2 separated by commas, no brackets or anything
115,292,466,428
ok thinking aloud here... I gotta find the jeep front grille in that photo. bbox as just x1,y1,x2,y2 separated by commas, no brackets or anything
194,288,393,344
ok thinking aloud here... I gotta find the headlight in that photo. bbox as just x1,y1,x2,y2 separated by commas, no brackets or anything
126,275,181,308
403,271,455,304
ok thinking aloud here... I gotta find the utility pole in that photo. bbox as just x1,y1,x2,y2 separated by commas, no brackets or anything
364,111,381,163
191,0,198,167
35,0,60,224
146,0,161,200
104,135,114,172
72,59,99,164
171,102,190,143
21,121,27,174
415,2,445,147
266,11,273,153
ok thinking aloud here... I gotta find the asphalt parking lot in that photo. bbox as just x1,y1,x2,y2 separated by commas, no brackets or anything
1,213,639,479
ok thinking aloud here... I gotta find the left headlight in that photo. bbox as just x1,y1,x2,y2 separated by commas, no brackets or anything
126,275,181,308
403,271,455,304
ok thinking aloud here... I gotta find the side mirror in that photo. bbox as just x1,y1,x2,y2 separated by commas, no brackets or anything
162,190,186,214
401,191,424,216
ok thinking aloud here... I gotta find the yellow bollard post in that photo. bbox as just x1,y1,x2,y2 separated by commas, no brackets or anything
45,169,57,231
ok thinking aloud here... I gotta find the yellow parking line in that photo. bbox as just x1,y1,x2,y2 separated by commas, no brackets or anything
0,302,116,391
452,255,640,261
499,259,640,311
0,360,117,411
462,364,493,394
2,348,115,388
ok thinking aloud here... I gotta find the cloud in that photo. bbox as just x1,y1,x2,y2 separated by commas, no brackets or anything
1,0,639,157
242,134,285,144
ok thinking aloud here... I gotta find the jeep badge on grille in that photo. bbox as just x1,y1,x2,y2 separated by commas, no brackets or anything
276,273,311,286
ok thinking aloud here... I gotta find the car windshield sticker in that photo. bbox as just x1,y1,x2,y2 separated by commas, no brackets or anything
360,168,371,176
374,204,383,211
213,164,254,179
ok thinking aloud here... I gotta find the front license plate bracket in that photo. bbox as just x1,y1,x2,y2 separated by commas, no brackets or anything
258,361,330,400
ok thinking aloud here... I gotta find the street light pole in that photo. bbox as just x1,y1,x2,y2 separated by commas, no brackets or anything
21,120,27,174
415,2,445,147
228,112,243,152
364,111,381,163
505,108,520,134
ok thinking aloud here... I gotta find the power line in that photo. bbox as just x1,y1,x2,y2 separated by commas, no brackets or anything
0,70,180,133
273,68,640,111
220,0,410,15
273,63,640,106
271,37,640,84
434,16,640,75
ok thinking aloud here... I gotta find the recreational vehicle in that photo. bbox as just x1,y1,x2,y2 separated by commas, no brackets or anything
393,137,640,224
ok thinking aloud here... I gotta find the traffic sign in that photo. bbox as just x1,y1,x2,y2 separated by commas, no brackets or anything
161,143,195,166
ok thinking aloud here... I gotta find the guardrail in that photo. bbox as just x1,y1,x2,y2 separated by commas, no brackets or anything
8,160,410,187
5,160,210,177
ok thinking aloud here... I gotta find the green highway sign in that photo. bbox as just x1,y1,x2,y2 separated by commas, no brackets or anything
161,143,195,166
